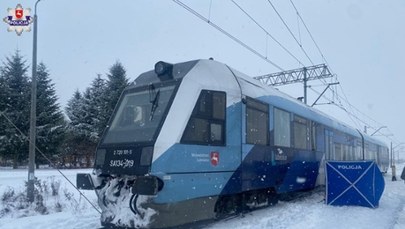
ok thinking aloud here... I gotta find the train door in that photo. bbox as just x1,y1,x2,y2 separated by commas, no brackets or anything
241,97,271,191
315,124,326,186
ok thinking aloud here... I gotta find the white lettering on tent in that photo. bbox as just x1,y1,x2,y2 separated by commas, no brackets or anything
337,165,362,170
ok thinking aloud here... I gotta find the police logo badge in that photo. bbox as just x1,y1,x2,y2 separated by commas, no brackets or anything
3,4,34,36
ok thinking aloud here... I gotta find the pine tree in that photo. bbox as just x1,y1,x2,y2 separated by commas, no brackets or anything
64,90,94,167
63,75,108,167
62,62,129,168
35,62,66,166
65,89,85,131
0,66,9,162
82,75,109,142
0,50,30,168
105,61,129,124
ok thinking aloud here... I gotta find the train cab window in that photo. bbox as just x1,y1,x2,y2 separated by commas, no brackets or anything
274,108,291,147
246,97,269,145
181,90,226,146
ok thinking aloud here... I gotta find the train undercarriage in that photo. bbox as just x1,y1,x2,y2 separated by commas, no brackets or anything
86,176,280,229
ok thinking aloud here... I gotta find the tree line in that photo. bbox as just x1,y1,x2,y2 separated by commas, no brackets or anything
0,50,129,168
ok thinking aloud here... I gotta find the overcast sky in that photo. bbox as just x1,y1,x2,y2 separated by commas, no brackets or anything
1,0,404,151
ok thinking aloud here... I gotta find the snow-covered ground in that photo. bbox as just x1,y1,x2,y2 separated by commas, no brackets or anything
0,164,404,229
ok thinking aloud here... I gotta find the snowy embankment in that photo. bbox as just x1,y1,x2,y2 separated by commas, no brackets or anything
0,164,405,229
0,169,100,229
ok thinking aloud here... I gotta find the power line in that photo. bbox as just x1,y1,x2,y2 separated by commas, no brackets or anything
335,84,399,143
231,0,305,66
172,0,284,71
267,0,394,143
287,1,364,130
289,0,331,71
285,0,392,139
266,0,314,66
308,87,369,131
309,87,397,143
173,0,396,144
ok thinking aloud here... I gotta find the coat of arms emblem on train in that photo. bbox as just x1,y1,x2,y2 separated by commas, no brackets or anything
210,151,219,166
3,4,33,36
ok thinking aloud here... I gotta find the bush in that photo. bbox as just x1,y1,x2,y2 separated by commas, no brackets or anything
0,177,75,219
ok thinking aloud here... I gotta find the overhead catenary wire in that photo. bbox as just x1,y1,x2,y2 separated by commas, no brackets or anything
0,110,102,215
308,87,364,131
336,84,399,143
174,0,396,144
172,0,285,71
289,0,331,71
287,0,359,128
287,0,397,141
231,0,305,67
288,0,340,99
308,87,398,143
266,0,314,66
265,0,338,101
276,0,395,143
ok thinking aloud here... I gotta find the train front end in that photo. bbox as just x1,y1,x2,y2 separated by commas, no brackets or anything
77,59,248,228
77,61,196,228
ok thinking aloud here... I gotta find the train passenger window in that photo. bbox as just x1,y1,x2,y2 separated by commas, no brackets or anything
356,141,363,160
293,115,309,149
325,130,334,159
334,143,342,160
246,97,269,145
274,108,291,147
181,90,226,146
311,122,318,151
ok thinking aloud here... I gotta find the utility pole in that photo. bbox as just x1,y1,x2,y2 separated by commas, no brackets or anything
28,0,41,202
303,67,307,104
391,142,397,181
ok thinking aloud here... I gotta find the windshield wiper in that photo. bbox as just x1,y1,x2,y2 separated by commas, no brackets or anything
149,84,160,121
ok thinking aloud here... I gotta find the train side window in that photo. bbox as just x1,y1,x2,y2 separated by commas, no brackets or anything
181,90,226,146
334,143,342,160
293,115,309,149
311,122,318,151
246,97,269,145
274,108,291,147
325,130,334,159
356,140,363,160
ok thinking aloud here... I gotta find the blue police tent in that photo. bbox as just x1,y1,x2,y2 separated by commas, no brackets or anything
325,161,385,208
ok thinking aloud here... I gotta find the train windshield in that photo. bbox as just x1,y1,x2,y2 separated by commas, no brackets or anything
102,84,176,144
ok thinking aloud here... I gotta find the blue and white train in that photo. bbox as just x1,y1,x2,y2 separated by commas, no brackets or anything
77,59,389,228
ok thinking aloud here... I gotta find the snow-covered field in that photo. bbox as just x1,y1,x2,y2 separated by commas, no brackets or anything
0,164,404,229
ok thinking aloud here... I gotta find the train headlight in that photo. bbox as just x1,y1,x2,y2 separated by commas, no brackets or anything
140,147,153,166
154,61,173,80
95,149,106,166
